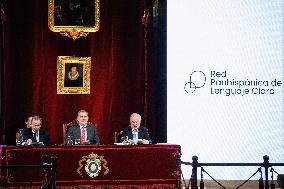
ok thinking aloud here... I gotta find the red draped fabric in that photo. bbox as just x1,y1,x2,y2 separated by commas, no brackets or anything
0,0,167,145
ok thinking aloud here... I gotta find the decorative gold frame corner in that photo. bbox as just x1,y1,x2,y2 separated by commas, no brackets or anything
57,56,91,94
48,0,100,40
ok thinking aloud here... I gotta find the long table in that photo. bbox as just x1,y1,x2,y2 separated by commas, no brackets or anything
0,144,181,189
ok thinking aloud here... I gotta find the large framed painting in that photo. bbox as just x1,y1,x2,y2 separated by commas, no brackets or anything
48,0,100,40
57,56,91,94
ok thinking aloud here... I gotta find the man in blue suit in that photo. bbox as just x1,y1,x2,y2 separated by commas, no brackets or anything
120,113,152,144
66,110,99,145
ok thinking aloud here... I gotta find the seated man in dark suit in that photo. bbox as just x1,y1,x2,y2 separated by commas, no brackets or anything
25,116,33,128
16,116,33,145
66,110,99,145
22,115,51,146
18,116,33,134
120,113,152,144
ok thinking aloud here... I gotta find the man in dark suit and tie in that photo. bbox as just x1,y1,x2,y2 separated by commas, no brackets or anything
120,113,152,144
22,116,51,146
66,110,99,145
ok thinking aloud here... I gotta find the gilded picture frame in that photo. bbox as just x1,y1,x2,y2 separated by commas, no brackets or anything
57,56,91,94
48,0,100,40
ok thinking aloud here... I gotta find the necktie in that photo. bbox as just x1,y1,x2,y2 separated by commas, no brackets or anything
36,131,39,142
133,129,138,141
33,132,36,142
81,127,85,144
33,132,38,142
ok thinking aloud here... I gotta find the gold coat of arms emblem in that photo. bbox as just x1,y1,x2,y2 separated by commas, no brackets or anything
77,152,109,178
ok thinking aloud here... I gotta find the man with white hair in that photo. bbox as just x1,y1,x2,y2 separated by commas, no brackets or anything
120,113,152,144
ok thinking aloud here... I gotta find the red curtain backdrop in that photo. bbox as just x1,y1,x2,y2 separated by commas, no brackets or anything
0,0,167,145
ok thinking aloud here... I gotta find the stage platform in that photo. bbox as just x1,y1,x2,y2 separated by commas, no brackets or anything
0,144,181,188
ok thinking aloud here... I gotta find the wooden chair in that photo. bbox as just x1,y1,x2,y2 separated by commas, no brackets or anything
15,131,21,145
114,131,123,143
62,119,78,145
15,129,24,145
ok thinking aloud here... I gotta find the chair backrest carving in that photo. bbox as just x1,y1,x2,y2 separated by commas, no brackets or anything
114,131,123,143
62,119,78,145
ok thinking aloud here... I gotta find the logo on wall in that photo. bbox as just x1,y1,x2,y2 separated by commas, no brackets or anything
77,152,109,178
184,71,206,93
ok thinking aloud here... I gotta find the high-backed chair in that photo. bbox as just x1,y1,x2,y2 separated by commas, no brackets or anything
114,130,123,143
15,128,25,145
15,131,21,145
62,119,78,145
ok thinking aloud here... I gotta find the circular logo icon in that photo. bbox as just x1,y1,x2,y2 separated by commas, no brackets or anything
184,71,206,93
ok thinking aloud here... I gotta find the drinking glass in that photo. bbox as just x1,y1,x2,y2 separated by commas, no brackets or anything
75,138,81,145
84,139,90,145
66,136,74,145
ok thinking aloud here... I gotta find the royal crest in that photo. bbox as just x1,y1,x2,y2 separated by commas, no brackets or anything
77,152,109,178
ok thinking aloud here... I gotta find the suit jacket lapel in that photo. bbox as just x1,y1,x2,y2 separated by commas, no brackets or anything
138,127,142,138
86,125,90,140
74,125,81,139
38,131,41,142
129,127,134,138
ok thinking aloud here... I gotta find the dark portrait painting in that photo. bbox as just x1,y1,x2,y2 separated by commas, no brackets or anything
54,0,95,26
64,63,84,87
57,56,91,94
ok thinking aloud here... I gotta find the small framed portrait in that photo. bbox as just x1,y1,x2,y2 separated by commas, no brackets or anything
57,56,91,94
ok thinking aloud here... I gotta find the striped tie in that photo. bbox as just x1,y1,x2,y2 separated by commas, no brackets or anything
81,127,85,144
